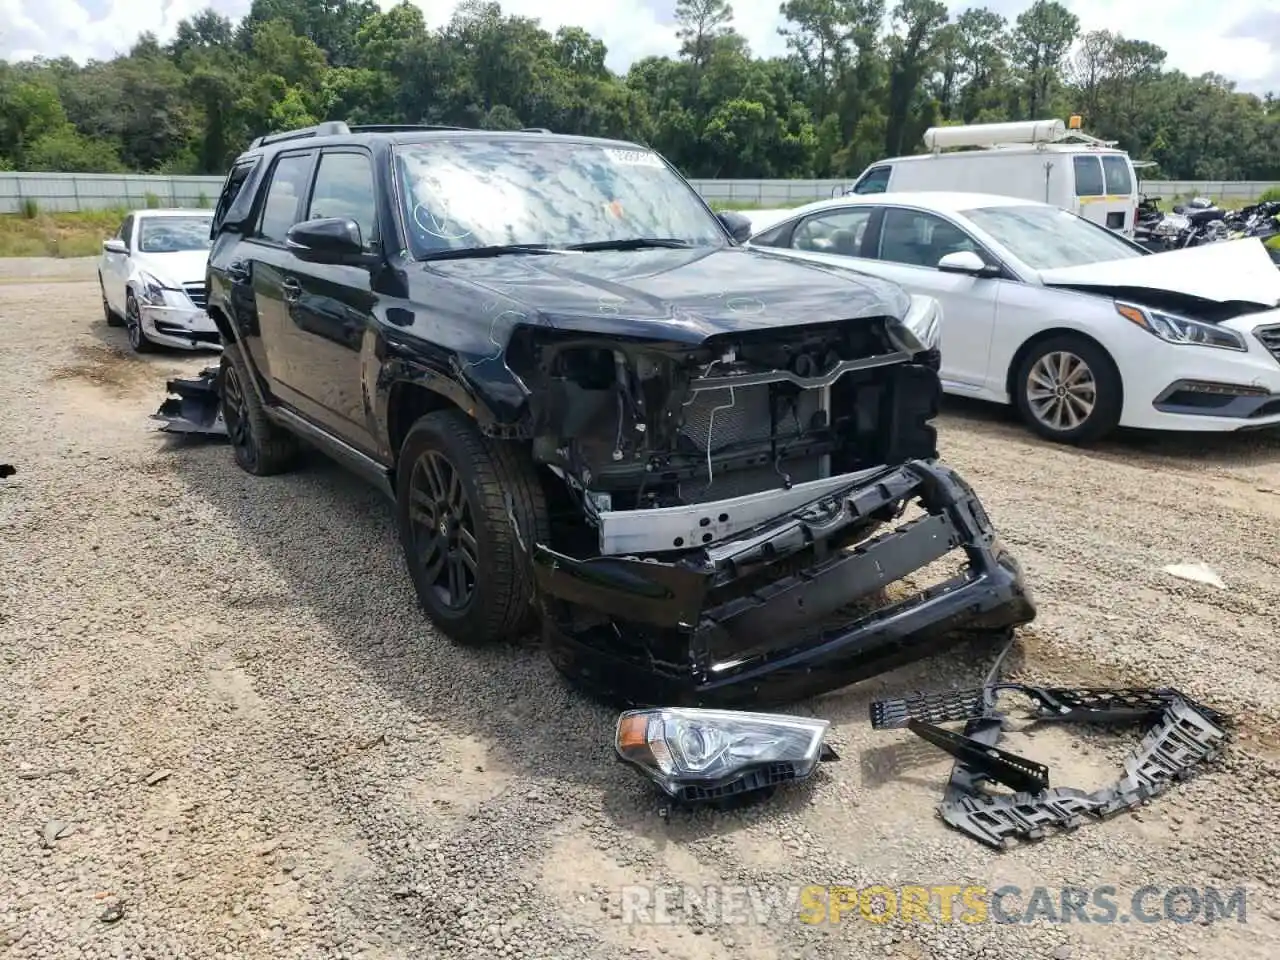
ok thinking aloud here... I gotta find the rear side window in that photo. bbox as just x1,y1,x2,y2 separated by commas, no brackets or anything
211,160,256,234
1073,156,1104,197
1101,155,1133,195
791,208,873,255
257,153,315,243
306,151,379,247
853,166,891,195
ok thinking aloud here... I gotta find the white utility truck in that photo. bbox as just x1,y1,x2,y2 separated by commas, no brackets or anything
841,118,1141,236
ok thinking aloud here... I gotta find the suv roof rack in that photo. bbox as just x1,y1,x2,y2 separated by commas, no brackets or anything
347,123,470,133
248,120,350,150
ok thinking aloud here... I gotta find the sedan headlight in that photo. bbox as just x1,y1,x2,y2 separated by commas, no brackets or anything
1115,301,1247,352
887,294,942,354
136,271,191,308
615,707,835,803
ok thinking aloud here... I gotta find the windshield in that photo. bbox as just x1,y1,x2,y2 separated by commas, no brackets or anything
393,138,727,258
961,205,1144,270
137,216,213,253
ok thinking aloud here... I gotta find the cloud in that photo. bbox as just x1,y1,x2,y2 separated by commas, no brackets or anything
0,0,1275,95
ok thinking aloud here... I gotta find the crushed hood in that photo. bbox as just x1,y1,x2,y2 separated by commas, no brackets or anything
426,245,909,345
133,250,210,288
1038,238,1280,308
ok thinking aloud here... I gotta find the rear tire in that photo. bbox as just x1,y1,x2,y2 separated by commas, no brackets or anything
1012,335,1122,445
395,409,549,646
218,341,301,476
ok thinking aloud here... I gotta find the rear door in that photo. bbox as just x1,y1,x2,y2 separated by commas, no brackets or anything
1072,154,1135,234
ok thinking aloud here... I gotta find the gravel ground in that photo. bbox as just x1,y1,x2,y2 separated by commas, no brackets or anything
3,258,1280,960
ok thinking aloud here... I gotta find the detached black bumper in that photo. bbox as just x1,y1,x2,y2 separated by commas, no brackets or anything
533,459,1035,708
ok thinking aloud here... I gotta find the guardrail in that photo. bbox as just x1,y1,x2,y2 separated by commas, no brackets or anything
3,171,1278,213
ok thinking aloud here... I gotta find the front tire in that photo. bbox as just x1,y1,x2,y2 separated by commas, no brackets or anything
1012,335,1122,444
218,341,301,476
124,291,154,353
396,409,549,646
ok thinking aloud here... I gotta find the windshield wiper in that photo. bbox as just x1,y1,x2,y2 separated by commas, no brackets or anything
419,243,560,261
562,238,693,251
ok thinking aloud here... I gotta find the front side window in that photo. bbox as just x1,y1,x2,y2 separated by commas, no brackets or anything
212,160,256,234
117,215,134,247
393,138,727,258
962,204,1145,270
852,166,891,195
791,209,873,256
257,152,314,244
1073,156,1105,197
137,216,213,253
307,151,378,246
876,208,981,268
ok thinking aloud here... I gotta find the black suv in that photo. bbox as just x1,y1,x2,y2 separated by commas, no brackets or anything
197,120,1034,707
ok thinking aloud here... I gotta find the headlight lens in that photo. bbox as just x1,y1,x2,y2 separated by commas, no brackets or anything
136,271,190,308
616,707,833,802
888,294,942,354
1115,301,1247,351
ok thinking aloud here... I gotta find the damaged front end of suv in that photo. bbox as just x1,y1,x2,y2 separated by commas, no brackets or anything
506,296,1036,708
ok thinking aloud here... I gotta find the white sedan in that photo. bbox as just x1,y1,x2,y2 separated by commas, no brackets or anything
98,208,220,353
745,192,1280,443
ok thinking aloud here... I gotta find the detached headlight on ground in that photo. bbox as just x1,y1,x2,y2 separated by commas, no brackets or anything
888,294,942,354
1115,301,1247,351
615,707,836,803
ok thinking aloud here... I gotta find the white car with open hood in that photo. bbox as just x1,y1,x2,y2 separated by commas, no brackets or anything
97,208,220,353
745,192,1280,443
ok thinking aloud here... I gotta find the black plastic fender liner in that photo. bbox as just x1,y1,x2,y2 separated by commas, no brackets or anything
151,366,227,437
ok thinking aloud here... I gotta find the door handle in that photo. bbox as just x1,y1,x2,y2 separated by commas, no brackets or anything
227,260,249,283
282,277,302,303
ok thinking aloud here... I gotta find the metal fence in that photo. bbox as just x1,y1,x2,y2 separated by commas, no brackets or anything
3,171,1280,213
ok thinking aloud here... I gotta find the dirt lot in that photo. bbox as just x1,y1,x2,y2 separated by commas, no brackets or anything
3,258,1280,960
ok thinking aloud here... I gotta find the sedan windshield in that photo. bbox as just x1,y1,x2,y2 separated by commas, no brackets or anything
393,138,727,259
137,216,212,253
961,205,1144,271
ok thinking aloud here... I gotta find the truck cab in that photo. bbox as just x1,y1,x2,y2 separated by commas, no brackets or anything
844,119,1141,237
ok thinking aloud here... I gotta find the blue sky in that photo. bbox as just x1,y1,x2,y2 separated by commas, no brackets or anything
2,0,1276,95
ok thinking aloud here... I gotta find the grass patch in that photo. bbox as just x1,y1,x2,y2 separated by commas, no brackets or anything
0,209,129,258
709,199,814,211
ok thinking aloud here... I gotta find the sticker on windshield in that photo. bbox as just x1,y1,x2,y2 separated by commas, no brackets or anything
604,148,664,168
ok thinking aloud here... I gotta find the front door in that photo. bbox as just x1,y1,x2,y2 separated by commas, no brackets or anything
103,214,134,311
241,149,318,403
863,206,1002,391
282,148,382,454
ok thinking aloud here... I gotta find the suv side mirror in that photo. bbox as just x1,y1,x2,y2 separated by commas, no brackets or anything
286,217,368,264
717,210,753,243
102,238,127,255
937,250,997,277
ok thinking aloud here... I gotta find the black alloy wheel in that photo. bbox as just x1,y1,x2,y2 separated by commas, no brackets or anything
407,449,479,613
124,292,153,353
221,359,253,465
